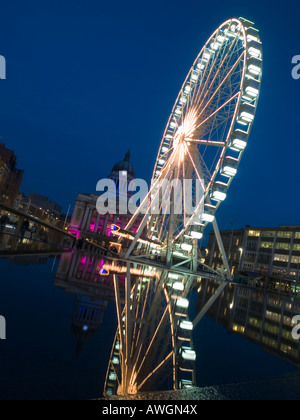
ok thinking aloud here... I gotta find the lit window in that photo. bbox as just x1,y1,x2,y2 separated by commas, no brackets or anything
261,242,273,249
274,254,289,263
291,256,300,264
277,231,292,238
276,243,290,251
248,230,260,237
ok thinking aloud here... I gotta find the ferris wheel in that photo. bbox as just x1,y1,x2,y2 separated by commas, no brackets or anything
125,17,262,256
104,17,262,397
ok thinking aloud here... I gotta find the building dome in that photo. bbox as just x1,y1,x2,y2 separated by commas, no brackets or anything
111,150,135,178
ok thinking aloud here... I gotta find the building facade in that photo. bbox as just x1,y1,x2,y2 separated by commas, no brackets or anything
206,225,300,281
0,143,24,206
28,193,62,219
69,150,142,247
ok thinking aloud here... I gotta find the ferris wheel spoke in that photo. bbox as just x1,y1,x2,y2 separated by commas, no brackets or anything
133,306,169,379
190,139,225,147
197,82,240,128
193,50,245,124
131,278,152,351
137,351,173,392
188,25,241,118
173,150,212,240
188,30,227,112
190,33,237,113
186,143,211,187
199,109,236,141
194,91,239,133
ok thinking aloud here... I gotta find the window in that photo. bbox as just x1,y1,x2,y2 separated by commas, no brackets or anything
247,240,258,248
262,231,276,237
248,230,260,237
291,256,300,264
261,242,273,249
276,242,290,251
264,322,279,335
259,253,270,261
265,310,281,322
249,317,261,328
277,231,292,238
293,244,300,251
274,254,289,263
295,232,300,239
280,344,298,357
262,336,277,349
232,324,245,334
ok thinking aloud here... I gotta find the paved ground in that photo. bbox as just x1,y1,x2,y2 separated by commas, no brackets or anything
102,372,300,400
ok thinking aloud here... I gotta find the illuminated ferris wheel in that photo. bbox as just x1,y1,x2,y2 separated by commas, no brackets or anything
104,17,262,397
126,17,262,251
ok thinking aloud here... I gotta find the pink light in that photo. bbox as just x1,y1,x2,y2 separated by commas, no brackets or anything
69,228,80,239
96,259,104,271
80,256,87,265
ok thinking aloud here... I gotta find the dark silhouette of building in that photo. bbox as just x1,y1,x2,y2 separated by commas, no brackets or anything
72,296,108,356
29,193,62,219
0,143,24,206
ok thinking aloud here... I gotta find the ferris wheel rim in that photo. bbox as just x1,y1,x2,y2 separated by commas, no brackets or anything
150,17,262,243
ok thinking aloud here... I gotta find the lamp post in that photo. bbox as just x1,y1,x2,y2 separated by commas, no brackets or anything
63,204,71,230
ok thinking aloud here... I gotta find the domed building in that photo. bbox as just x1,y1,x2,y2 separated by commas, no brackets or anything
67,151,142,285
110,150,135,181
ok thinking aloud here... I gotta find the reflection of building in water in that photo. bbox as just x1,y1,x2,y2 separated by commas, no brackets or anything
197,280,300,366
206,225,300,287
54,253,119,355
54,253,125,302
72,296,108,356
69,150,142,247
8,255,49,266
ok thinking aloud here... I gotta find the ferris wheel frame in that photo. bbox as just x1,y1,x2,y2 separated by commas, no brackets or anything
104,17,262,398
125,17,262,254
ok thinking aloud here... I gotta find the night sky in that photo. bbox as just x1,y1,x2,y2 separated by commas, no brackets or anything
0,0,299,233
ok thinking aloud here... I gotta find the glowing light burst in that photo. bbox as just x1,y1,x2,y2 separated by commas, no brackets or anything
182,107,198,140
172,107,198,164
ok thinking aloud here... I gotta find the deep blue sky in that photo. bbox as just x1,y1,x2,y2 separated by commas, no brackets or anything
0,0,299,231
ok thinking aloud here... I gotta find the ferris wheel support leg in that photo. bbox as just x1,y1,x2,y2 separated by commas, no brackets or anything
125,213,149,259
192,217,231,328
212,216,231,280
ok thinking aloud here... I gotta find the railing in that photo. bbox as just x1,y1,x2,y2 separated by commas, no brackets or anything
0,202,77,255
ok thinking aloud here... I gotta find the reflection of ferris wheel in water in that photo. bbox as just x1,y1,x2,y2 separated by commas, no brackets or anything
104,17,262,397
